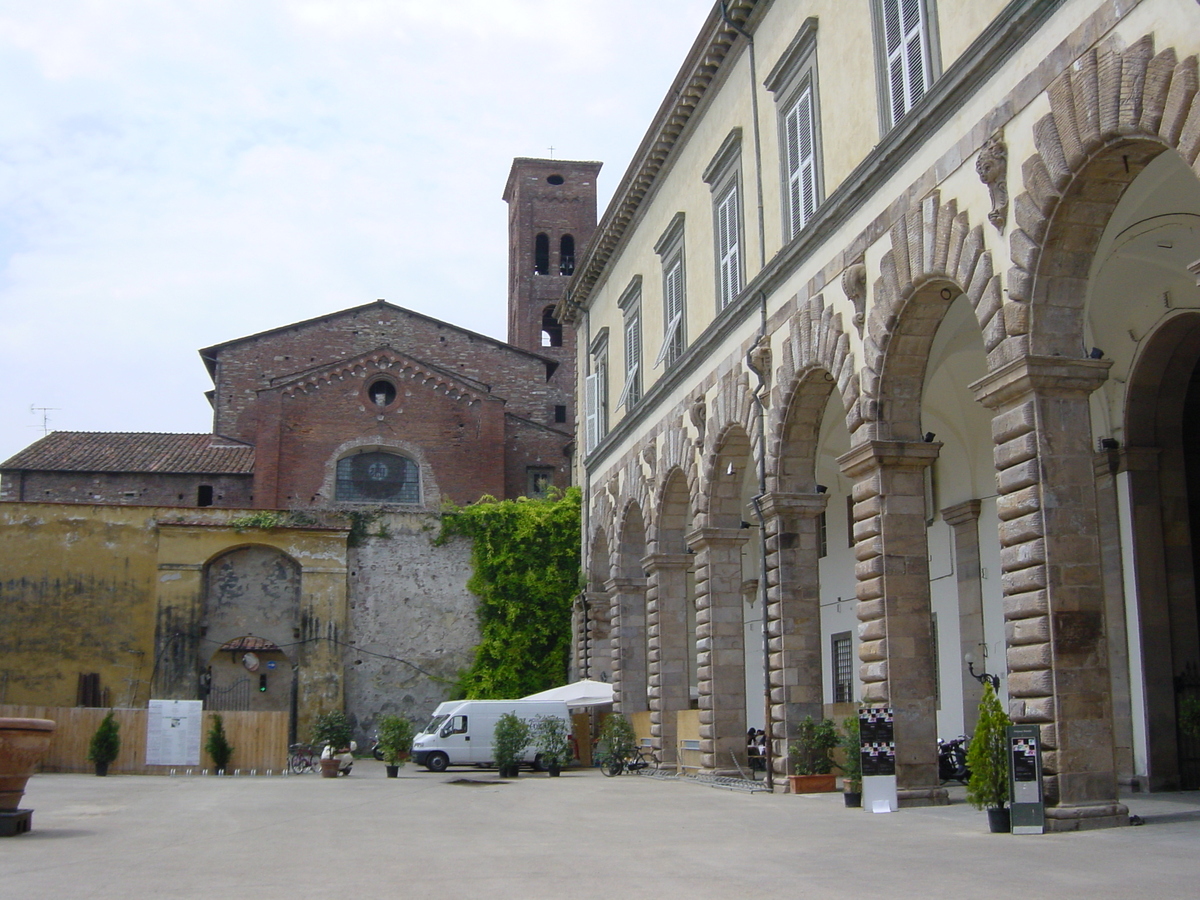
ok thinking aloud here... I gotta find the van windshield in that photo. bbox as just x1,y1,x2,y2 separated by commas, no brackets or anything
422,714,448,736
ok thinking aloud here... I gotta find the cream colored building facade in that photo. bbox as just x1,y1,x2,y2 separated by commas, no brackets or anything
561,0,1200,829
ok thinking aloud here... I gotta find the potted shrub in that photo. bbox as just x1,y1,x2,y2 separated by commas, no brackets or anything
840,714,862,807
313,710,353,778
596,713,637,776
87,710,121,777
493,712,531,777
532,714,571,776
788,715,839,793
376,714,414,778
966,681,1013,832
205,713,234,775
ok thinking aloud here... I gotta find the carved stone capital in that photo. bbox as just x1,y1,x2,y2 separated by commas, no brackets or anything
685,527,751,551
940,499,982,528
842,261,867,330
970,356,1111,410
837,440,941,478
757,491,829,521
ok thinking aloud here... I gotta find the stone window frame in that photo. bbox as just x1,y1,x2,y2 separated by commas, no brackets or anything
702,128,744,311
763,18,824,243
615,275,643,412
334,448,421,505
585,327,610,453
870,0,941,132
653,212,687,370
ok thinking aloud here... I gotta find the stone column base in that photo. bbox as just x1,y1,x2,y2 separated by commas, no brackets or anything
897,787,949,807
1045,802,1129,831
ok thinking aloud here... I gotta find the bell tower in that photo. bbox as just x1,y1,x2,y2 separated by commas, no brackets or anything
503,157,601,433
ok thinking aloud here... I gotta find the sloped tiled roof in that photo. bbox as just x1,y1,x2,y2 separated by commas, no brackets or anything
1,432,255,475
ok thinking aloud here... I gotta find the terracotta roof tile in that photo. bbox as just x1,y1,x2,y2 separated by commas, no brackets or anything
0,432,255,475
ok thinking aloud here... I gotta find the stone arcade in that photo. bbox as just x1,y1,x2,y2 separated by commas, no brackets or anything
563,0,1200,829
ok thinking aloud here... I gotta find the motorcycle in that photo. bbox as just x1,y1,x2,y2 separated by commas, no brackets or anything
938,735,970,784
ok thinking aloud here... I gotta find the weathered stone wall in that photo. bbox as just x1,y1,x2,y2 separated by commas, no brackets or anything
343,511,480,743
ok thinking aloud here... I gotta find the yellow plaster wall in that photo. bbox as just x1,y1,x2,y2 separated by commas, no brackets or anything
0,503,348,741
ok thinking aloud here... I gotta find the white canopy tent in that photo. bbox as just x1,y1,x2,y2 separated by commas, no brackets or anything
521,679,613,708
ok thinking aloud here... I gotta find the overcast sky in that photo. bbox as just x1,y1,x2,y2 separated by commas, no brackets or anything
0,0,713,462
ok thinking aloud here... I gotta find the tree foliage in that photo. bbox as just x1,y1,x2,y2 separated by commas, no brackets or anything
438,487,581,698
966,681,1013,810
205,713,234,773
87,710,121,766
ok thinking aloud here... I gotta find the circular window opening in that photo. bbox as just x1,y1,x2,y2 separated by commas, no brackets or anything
546,174,564,185
368,379,397,407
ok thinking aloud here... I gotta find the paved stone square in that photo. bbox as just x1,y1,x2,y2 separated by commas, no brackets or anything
4,762,1200,899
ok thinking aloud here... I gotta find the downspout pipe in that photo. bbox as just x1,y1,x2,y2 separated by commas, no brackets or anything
721,2,767,270
747,292,774,791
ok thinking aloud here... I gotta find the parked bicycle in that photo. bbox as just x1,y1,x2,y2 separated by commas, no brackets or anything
287,742,319,774
599,744,653,777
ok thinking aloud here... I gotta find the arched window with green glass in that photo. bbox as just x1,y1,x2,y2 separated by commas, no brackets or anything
335,451,420,503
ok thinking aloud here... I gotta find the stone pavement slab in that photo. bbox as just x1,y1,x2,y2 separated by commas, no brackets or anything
3,762,1199,900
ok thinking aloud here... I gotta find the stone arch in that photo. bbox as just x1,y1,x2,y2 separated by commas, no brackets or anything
646,466,697,765
1122,311,1200,788
580,523,613,683
611,500,650,713
857,191,1001,442
702,422,754,529
768,290,864,489
1007,34,1200,357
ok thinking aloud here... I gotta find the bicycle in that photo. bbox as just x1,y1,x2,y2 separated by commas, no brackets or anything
599,745,653,777
288,742,319,774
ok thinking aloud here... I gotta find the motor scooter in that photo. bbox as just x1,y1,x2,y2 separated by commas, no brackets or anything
938,735,970,784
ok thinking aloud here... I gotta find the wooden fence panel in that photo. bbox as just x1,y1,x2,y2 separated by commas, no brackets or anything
0,706,288,774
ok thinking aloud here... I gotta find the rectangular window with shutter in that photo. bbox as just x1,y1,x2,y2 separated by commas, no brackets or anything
616,277,642,412
585,330,609,453
872,0,939,130
702,129,744,311
764,19,823,243
653,213,687,369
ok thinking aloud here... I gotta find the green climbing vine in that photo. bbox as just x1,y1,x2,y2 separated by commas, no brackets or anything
437,487,581,699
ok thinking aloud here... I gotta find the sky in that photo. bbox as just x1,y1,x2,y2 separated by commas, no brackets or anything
0,0,715,462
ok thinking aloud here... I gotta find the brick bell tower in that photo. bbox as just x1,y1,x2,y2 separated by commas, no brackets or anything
503,158,601,435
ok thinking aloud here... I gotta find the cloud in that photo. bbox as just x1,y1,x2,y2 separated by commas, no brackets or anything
0,0,712,460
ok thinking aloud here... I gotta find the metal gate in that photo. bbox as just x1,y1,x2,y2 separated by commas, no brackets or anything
1175,661,1200,790
207,677,251,712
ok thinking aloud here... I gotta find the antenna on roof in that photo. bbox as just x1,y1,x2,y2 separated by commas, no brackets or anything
30,404,59,435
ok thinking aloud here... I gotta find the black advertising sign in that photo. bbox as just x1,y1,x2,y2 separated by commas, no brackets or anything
859,706,896,777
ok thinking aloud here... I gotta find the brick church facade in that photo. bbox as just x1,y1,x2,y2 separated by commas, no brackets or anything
1,158,600,510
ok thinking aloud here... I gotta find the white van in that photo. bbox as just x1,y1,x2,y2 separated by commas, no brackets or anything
411,699,572,772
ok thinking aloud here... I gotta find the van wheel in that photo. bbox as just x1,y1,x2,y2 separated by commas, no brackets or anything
531,754,545,772
425,752,449,773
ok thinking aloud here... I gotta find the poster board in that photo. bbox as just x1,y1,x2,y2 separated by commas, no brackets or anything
145,699,203,766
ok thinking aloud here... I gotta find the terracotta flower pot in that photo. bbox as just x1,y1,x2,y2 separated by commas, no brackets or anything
319,757,341,778
0,718,57,811
788,773,837,793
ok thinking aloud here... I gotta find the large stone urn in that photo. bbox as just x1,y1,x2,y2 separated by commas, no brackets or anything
0,718,57,835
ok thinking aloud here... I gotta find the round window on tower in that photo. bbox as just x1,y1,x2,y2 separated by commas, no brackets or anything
367,378,397,408
546,174,564,185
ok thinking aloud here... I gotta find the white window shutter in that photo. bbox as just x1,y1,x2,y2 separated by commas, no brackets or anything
585,372,599,451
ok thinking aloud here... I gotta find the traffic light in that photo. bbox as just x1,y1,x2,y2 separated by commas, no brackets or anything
259,673,268,692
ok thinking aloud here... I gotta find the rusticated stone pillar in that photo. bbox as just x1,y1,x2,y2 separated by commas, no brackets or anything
644,551,692,766
687,527,750,771
972,355,1127,830
941,500,986,734
578,589,611,684
758,491,827,777
606,576,648,714
839,440,945,806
